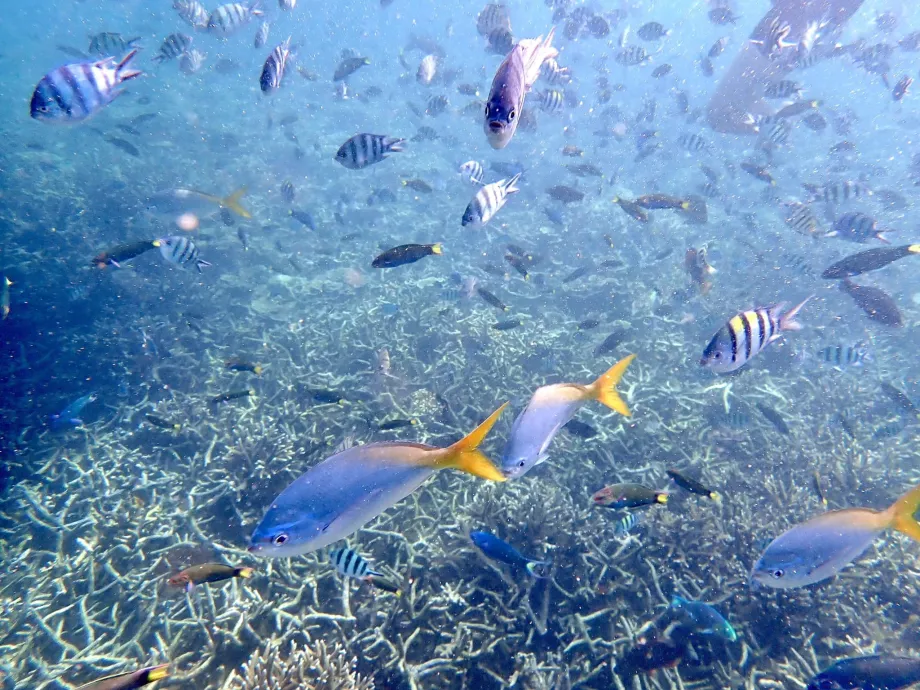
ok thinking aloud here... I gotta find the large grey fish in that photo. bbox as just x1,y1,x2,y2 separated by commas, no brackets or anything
248,404,507,557
484,28,558,149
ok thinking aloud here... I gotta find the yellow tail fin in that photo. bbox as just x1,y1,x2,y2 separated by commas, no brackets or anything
235,566,255,579
435,402,508,481
143,664,170,683
887,483,920,542
587,354,636,416
221,187,252,219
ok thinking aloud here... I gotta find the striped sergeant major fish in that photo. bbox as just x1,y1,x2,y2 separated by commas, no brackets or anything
174,0,210,30
260,38,292,94
700,298,812,374
30,50,141,123
88,32,140,57
156,236,212,272
328,546,382,580
335,133,405,170
802,180,872,204
818,343,871,368
462,173,521,227
614,511,643,538
459,160,484,185
535,88,564,113
207,2,263,36
153,33,193,63
484,28,558,149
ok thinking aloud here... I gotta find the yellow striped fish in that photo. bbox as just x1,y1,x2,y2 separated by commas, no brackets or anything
701,297,811,373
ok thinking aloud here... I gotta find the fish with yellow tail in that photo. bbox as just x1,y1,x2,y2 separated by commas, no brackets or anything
175,186,252,219
751,482,920,589
75,664,168,690
249,403,508,557
701,297,811,374
501,354,636,479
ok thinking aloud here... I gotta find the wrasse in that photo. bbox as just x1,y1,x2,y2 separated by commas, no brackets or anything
248,403,508,557
666,469,720,501
167,563,254,591
751,482,920,589
225,358,263,374
92,240,159,269
75,664,169,690
145,414,181,432
210,389,253,404
822,245,920,279
593,482,668,509
501,355,635,479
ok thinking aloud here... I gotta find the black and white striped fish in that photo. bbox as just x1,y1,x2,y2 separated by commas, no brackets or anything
173,0,210,30
614,512,643,538
154,34,193,63
701,298,811,374
764,79,802,99
762,119,790,145
335,133,405,169
540,57,571,85
328,546,381,579
802,180,872,204
254,21,270,49
462,173,521,227
615,45,650,66
179,49,206,75
677,133,707,151
536,89,564,113
459,160,484,185
817,343,871,368
156,236,211,272
207,2,263,36
783,201,820,237
30,51,141,123
88,32,140,57
260,37,291,93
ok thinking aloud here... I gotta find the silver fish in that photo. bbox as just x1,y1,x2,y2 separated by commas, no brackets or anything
173,0,210,30
156,235,212,272
208,2,263,36
335,133,405,169
461,173,521,226
260,37,291,93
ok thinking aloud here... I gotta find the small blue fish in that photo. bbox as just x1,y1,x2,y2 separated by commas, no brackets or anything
470,530,550,577
670,595,737,641
614,512,643,537
807,656,920,690
50,393,97,430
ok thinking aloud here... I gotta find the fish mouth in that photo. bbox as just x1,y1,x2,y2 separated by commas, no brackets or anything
488,120,505,133
246,544,261,553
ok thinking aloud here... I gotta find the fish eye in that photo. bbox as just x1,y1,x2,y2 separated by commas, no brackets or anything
771,568,785,579
484,104,490,117
508,109,516,121
518,460,525,467
272,534,288,545
714,352,722,359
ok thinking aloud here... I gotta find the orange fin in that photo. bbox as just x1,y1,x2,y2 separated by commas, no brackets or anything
221,187,252,219
587,354,636,416
434,403,508,481
887,483,920,542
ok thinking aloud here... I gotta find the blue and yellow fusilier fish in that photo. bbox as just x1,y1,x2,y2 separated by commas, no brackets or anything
501,354,636,479
751,482,920,589
249,403,508,557
700,297,811,374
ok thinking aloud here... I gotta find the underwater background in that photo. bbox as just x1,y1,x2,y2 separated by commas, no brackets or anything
2,0,920,688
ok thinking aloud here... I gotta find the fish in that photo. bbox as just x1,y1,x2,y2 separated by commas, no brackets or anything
378,418,417,431
677,133,707,152
0,277,10,320
893,75,912,101
740,162,775,185
153,33,192,63
807,656,920,690
469,530,550,577
637,22,669,41
615,46,650,66
207,2,263,36
504,254,529,280
803,180,871,204
484,28,558,149
685,248,715,295
174,0,210,29
879,382,919,417
476,287,508,312
402,179,433,193
541,57,570,85
335,134,405,170
827,212,888,244
328,546,382,579
670,596,736,641
501,355,635,479
535,89,564,113
750,16,794,58
614,512,643,537
751,482,920,589
105,137,140,157
651,64,672,78
416,55,439,85
840,279,902,327
210,389,253,404
547,185,584,204
592,482,668,509
248,404,508,556
562,265,591,284
30,51,141,123
459,160,484,185
167,563,254,591
666,469,720,501
783,201,820,237
254,21,270,48
279,0,296,9
700,298,811,374
225,359,263,375
562,419,597,439
171,187,252,218
50,393,97,430
92,240,158,269
145,414,181,432
708,37,728,58
616,634,686,679
156,236,211,273
817,344,871,368
635,194,690,210
577,318,600,330
333,56,370,81
594,328,628,358
74,664,169,690
88,32,140,57
612,196,649,223
260,38,292,93
462,173,521,227
179,49,206,74
566,163,603,178
757,403,790,435
372,244,442,269
290,209,316,230
812,470,828,508
309,389,344,404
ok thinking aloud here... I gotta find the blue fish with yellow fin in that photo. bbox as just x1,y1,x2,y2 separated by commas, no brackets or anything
501,354,635,479
249,403,508,557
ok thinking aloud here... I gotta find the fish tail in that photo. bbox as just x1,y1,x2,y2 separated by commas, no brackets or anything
116,49,143,82
234,567,255,579
587,354,636,416
140,665,170,684
504,172,522,194
525,559,552,579
885,483,920,542
221,187,252,219
430,244,443,255
435,402,508,481
778,295,812,332
909,244,920,254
